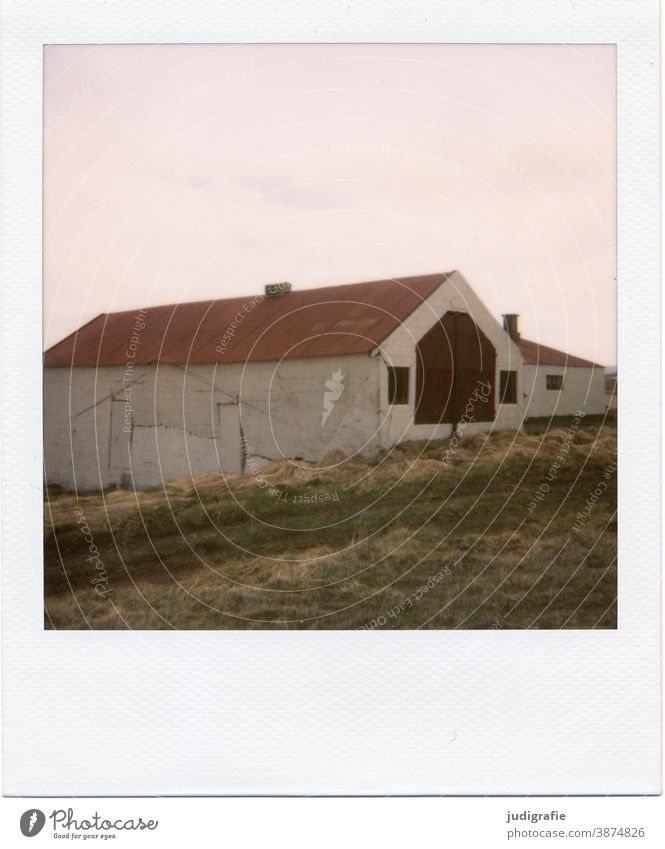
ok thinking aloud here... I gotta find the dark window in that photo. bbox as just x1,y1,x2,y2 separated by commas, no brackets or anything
499,370,517,404
546,374,564,390
388,367,409,405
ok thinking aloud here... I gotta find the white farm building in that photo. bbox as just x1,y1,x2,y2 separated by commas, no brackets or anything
43,272,606,492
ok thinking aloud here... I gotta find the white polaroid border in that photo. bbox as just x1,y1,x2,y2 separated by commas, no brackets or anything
1,0,660,795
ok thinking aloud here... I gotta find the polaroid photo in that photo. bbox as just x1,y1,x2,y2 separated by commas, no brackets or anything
1,0,660,798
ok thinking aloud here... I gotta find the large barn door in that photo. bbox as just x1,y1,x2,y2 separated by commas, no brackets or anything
415,312,496,425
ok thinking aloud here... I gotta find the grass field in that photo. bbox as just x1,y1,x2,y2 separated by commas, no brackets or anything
44,413,617,630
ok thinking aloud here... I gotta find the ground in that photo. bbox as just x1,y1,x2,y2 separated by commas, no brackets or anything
44,412,617,630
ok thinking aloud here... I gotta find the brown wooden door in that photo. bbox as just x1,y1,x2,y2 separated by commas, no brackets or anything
415,312,496,425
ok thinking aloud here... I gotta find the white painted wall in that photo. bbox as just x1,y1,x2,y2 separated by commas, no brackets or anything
44,354,381,491
377,270,525,446
522,364,607,418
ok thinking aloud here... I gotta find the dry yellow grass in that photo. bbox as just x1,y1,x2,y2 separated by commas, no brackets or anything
45,414,617,630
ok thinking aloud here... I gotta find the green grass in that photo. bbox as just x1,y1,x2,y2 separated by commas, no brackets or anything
44,413,617,630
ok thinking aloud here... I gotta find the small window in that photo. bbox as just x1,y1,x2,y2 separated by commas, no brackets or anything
499,370,517,404
546,374,564,391
388,366,409,405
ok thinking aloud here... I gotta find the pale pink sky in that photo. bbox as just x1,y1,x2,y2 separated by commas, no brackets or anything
44,44,616,364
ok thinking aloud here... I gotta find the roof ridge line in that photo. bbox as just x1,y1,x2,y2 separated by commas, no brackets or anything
84,272,455,319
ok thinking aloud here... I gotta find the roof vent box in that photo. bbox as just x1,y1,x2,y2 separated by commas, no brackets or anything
264,281,292,298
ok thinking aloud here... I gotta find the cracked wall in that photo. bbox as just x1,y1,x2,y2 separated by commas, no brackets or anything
43,354,381,491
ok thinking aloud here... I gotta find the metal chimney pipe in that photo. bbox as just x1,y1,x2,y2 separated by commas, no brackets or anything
502,314,520,342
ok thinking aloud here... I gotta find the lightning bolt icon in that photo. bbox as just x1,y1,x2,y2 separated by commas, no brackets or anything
322,368,345,425
28,812,37,832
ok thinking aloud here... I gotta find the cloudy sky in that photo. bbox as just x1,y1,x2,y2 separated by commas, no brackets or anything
44,44,616,364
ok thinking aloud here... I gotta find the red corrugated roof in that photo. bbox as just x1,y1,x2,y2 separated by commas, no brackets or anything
44,273,451,367
518,338,602,368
